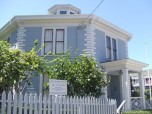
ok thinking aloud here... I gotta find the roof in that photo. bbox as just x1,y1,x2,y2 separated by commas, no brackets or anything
101,59,148,72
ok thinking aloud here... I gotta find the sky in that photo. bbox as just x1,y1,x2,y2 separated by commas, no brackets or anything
0,0,152,68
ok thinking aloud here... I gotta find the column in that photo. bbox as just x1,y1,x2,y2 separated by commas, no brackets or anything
138,71,146,109
101,87,107,99
39,75,43,94
122,69,131,111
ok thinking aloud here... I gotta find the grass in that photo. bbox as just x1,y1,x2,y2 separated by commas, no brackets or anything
122,109,152,114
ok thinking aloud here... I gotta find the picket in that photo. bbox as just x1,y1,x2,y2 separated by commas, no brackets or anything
0,91,117,114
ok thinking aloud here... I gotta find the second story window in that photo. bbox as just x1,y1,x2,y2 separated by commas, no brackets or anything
106,36,117,61
44,29,53,54
7,37,10,43
106,36,111,60
112,39,117,60
43,28,66,55
56,29,64,54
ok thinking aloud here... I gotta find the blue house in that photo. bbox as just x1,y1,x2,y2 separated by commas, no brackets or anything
0,4,147,110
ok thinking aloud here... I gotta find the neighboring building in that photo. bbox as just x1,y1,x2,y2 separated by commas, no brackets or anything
131,69,152,90
0,4,148,110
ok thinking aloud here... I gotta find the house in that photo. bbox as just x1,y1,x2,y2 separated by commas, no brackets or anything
131,69,152,91
0,4,148,111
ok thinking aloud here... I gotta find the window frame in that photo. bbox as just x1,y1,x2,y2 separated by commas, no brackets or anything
42,27,67,56
55,29,65,54
106,36,118,61
60,11,67,14
44,29,53,55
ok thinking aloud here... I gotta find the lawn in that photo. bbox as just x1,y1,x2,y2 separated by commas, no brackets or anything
122,109,152,114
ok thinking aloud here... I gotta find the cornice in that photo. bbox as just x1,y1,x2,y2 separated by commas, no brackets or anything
0,14,132,41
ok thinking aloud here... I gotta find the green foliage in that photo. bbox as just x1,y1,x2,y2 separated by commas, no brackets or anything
145,89,150,100
132,89,150,100
0,41,50,93
122,109,152,114
48,51,110,97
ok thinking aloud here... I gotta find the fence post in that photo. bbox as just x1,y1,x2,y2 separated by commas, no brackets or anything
1,91,6,114
7,91,12,114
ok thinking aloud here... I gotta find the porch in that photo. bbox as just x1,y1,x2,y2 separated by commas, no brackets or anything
101,59,148,111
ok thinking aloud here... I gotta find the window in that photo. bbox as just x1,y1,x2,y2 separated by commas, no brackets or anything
106,36,117,61
43,28,66,55
60,11,67,14
70,12,74,14
44,29,53,54
112,39,117,60
7,37,10,43
56,29,64,54
106,36,111,60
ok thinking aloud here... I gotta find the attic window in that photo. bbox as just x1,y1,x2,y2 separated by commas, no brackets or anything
60,11,67,14
70,12,74,14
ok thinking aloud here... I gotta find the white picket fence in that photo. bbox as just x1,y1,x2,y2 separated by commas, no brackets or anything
0,91,117,114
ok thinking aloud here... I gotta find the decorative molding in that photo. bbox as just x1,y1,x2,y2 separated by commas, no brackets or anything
83,25,96,59
16,27,26,51
125,41,128,58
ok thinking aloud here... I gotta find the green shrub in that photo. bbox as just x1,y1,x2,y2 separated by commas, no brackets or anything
122,110,152,114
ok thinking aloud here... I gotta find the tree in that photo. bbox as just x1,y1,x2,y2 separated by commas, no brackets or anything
48,51,110,97
0,41,50,94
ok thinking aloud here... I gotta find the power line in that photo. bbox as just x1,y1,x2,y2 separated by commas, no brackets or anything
80,0,105,26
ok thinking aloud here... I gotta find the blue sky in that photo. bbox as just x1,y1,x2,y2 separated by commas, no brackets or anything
0,0,152,68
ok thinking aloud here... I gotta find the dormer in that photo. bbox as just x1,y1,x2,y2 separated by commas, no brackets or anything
48,4,81,15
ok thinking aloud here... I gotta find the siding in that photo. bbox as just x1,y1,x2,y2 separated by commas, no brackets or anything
118,39,127,60
67,26,85,56
24,27,42,94
24,27,42,55
10,30,17,44
94,29,106,63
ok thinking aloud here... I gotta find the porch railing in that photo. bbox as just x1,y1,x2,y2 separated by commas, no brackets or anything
131,97,152,110
117,100,126,114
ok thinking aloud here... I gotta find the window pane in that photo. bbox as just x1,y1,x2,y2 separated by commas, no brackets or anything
60,11,67,14
107,48,111,59
113,50,117,60
56,29,64,41
70,12,74,14
106,36,111,48
45,29,53,41
44,42,52,54
56,42,64,54
112,39,116,50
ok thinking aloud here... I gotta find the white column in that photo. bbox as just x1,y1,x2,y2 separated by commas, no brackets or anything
39,75,43,94
138,71,146,109
122,69,131,111
101,87,107,99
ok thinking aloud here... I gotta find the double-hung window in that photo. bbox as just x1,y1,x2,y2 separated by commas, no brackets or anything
112,39,117,60
106,36,111,60
106,36,117,61
44,29,53,54
56,29,64,54
43,28,65,55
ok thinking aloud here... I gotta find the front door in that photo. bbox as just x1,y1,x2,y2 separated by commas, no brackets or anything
107,75,121,106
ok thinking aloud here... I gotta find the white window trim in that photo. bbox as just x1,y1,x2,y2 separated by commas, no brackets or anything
41,26,67,56
105,35,118,61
